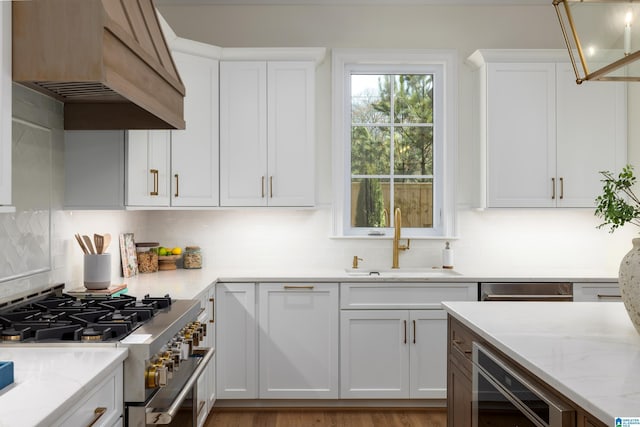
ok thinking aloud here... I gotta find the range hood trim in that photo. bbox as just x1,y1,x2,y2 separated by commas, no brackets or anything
12,0,185,130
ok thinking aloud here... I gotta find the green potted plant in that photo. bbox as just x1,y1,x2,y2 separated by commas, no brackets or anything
595,164,640,334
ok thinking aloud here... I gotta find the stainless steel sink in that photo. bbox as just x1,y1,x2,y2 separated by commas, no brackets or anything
344,267,461,278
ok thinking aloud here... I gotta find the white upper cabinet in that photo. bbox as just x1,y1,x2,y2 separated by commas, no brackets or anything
219,61,268,207
468,50,627,208
170,50,219,207
126,44,220,208
0,2,11,207
220,60,316,207
555,62,627,207
486,62,557,207
126,130,171,207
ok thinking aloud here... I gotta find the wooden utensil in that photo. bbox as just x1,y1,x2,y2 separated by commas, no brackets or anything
75,234,88,254
94,234,104,254
102,233,112,253
83,234,95,254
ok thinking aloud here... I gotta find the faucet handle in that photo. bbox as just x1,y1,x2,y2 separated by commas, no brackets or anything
352,256,363,269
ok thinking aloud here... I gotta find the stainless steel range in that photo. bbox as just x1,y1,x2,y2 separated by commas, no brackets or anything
0,284,213,427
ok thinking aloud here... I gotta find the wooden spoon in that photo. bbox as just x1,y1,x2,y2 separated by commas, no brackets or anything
102,233,112,253
75,234,88,254
94,234,104,254
83,235,95,254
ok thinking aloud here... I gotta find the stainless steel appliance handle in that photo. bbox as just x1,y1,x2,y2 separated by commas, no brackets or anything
483,294,573,302
145,347,215,425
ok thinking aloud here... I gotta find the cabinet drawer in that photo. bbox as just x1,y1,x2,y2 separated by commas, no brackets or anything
58,364,123,427
341,283,477,310
449,317,474,363
573,282,621,302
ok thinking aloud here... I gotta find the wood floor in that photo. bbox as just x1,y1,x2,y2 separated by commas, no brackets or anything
204,409,447,427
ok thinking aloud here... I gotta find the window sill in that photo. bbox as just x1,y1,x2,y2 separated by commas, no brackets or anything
329,234,459,241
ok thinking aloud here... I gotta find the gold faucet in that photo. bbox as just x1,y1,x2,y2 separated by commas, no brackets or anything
392,207,410,269
352,256,363,269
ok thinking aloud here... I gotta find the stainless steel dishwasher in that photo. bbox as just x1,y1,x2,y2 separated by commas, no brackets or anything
479,282,573,302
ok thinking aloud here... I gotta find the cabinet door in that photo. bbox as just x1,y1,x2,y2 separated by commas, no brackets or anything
171,51,219,207
258,283,339,398
126,130,170,206
410,310,447,398
556,63,626,208
0,2,11,206
220,61,268,206
267,62,315,207
486,62,556,207
447,358,473,427
216,283,257,399
340,310,409,398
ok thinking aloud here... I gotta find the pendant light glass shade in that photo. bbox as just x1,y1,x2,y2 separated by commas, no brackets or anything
554,0,640,83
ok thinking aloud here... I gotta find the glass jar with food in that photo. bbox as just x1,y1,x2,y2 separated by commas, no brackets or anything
183,246,202,269
136,242,159,273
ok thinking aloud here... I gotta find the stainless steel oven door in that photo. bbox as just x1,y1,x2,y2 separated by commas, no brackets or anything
127,347,214,427
472,343,574,427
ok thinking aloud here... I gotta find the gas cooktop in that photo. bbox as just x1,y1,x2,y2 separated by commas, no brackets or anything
0,291,173,343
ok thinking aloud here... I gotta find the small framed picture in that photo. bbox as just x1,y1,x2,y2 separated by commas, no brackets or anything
119,233,138,278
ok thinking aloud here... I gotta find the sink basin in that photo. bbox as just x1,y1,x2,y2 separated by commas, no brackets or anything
344,267,461,278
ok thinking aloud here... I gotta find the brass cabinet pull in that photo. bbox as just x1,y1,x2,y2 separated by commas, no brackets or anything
551,177,556,200
559,177,564,199
403,320,407,344
413,319,416,344
150,169,159,196
270,176,273,198
261,176,265,198
174,174,179,197
86,407,107,427
283,285,315,290
209,297,215,323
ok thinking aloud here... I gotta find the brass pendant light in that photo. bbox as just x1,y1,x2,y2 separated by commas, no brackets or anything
554,0,640,83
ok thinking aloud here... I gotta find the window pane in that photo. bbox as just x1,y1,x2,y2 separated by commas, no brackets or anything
394,75,433,124
394,178,433,228
351,75,390,124
394,128,433,175
351,178,390,228
351,126,390,175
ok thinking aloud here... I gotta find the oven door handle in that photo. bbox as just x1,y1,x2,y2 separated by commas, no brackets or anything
145,347,215,425
483,294,573,302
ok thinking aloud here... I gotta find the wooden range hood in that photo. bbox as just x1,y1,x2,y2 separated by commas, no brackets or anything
12,0,185,130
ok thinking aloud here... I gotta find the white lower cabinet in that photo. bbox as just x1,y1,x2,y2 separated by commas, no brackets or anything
216,283,258,399
258,283,339,398
215,281,475,402
573,282,621,302
339,282,476,399
54,364,124,427
340,309,447,399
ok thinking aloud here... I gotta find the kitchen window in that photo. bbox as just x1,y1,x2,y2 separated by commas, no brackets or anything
332,50,457,238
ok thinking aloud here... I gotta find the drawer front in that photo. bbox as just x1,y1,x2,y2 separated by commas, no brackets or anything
59,364,123,427
341,283,477,309
573,283,621,302
449,317,475,366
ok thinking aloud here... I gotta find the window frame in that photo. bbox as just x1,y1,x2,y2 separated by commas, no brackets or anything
331,49,458,238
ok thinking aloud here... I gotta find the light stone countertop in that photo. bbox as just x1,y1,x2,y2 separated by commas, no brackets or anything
442,301,640,424
0,347,128,427
110,266,618,301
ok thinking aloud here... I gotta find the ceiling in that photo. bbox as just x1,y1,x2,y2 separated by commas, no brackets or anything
155,0,550,5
